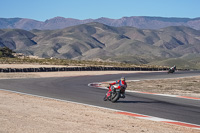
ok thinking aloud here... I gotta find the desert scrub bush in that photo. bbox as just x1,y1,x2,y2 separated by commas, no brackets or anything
0,47,14,58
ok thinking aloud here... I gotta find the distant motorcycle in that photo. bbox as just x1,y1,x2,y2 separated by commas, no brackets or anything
104,85,126,103
168,68,175,74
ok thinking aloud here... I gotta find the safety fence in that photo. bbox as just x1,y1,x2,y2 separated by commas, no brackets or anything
0,66,170,73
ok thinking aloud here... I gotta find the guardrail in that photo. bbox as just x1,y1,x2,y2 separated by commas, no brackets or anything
0,66,170,73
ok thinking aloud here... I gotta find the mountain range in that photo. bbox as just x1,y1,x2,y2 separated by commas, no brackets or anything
0,16,200,30
1,22,200,69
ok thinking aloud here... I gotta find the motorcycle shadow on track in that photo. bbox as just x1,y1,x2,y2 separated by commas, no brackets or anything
115,100,157,104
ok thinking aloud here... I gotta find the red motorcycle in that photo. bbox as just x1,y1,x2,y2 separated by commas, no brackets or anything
104,85,126,103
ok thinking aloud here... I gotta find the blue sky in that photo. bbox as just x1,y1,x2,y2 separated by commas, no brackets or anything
0,0,199,21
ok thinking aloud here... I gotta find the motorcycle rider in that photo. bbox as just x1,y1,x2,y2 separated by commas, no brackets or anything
104,77,127,101
170,65,176,71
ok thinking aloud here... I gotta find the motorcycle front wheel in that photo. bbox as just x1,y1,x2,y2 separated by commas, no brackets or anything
110,91,120,103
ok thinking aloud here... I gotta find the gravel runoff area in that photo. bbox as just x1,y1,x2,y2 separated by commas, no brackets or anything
128,76,200,98
0,64,200,133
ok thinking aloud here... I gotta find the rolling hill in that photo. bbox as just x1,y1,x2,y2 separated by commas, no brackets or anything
0,29,36,49
1,22,200,69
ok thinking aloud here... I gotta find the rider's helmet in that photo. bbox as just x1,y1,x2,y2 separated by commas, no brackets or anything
121,77,126,81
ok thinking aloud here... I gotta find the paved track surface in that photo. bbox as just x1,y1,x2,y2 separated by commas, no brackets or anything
0,71,200,125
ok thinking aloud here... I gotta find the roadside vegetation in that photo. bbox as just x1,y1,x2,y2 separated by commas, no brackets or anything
0,47,168,69
0,47,14,58
0,57,166,68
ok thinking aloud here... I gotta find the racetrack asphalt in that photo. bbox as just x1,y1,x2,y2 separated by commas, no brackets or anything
0,71,200,125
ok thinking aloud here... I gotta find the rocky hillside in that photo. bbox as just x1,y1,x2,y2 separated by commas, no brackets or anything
1,22,200,68
0,29,36,49
0,16,200,30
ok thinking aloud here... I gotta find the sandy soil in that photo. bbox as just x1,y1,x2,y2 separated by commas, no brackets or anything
0,71,151,79
0,65,200,133
1,90,199,133
0,64,68,68
128,76,200,98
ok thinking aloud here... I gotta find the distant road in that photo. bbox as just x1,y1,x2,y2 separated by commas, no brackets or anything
0,71,200,125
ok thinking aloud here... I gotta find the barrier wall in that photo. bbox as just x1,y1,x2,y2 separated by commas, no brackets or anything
0,66,169,73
